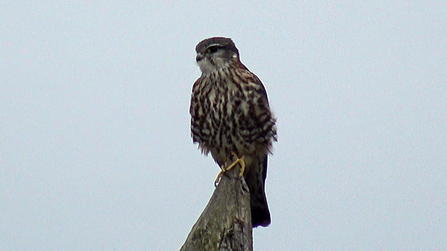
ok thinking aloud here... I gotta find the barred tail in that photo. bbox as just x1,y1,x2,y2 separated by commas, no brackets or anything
246,155,270,227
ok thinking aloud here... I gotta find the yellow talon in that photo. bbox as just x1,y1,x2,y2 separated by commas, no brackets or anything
214,165,226,187
226,152,246,177
214,152,246,187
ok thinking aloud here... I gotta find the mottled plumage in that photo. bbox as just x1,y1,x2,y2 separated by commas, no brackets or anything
190,37,277,227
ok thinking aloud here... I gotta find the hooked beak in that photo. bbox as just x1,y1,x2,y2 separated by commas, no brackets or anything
196,53,204,62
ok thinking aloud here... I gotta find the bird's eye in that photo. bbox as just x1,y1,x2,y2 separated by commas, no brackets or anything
208,46,219,53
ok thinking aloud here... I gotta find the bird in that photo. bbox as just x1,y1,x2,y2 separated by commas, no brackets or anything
189,37,277,228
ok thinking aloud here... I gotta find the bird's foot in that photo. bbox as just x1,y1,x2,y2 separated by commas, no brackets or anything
226,152,246,177
214,152,245,187
214,164,227,187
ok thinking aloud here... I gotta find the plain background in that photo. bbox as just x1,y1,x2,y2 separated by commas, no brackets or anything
1,1,446,250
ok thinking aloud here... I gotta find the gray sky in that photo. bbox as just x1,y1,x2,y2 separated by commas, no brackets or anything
1,1,446,250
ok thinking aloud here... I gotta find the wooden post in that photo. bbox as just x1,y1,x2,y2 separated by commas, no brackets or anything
180,166,253,251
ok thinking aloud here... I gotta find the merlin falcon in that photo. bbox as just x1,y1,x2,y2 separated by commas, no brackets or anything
190,37,277,227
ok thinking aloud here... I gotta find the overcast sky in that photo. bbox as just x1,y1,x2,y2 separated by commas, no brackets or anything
1,1,446,250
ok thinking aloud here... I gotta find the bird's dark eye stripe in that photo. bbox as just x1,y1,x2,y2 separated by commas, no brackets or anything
208,46,220,53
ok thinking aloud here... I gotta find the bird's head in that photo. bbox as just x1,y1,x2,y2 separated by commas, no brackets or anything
195,37,240,73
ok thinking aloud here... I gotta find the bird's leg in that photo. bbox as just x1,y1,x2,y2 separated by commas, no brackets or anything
214,152,245,187
226,152,246,177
